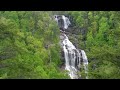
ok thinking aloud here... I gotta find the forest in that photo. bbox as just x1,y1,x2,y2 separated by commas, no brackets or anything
0,11,120,79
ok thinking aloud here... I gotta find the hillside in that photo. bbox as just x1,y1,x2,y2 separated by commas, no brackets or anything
0,11,120,79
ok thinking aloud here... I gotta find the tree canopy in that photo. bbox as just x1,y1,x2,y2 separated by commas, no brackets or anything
0,11,120,79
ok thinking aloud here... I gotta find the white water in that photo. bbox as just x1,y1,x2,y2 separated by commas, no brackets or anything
54,15,88,79
81,50,88,79
63,34,80,79
62,15,71,29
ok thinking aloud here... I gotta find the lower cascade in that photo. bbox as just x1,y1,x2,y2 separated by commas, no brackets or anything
54,15,88,79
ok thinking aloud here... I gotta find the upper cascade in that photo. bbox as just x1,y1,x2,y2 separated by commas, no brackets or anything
54,15,71,30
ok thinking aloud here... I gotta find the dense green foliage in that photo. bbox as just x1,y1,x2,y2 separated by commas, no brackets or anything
1,11,120,79
68,11,120,79
0,11,69,79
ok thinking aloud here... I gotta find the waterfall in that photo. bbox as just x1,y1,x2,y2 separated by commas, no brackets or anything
62,15,71,30
54,15,88,79
81,50,88,79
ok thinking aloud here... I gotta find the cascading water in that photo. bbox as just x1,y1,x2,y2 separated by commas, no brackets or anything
62,15,71,29
62,34,80,79
81,50,88,79
54,15,88,79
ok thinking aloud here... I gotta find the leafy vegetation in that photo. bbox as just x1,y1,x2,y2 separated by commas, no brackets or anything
0,11,69,79
1,11,120,79
68,11,120,79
